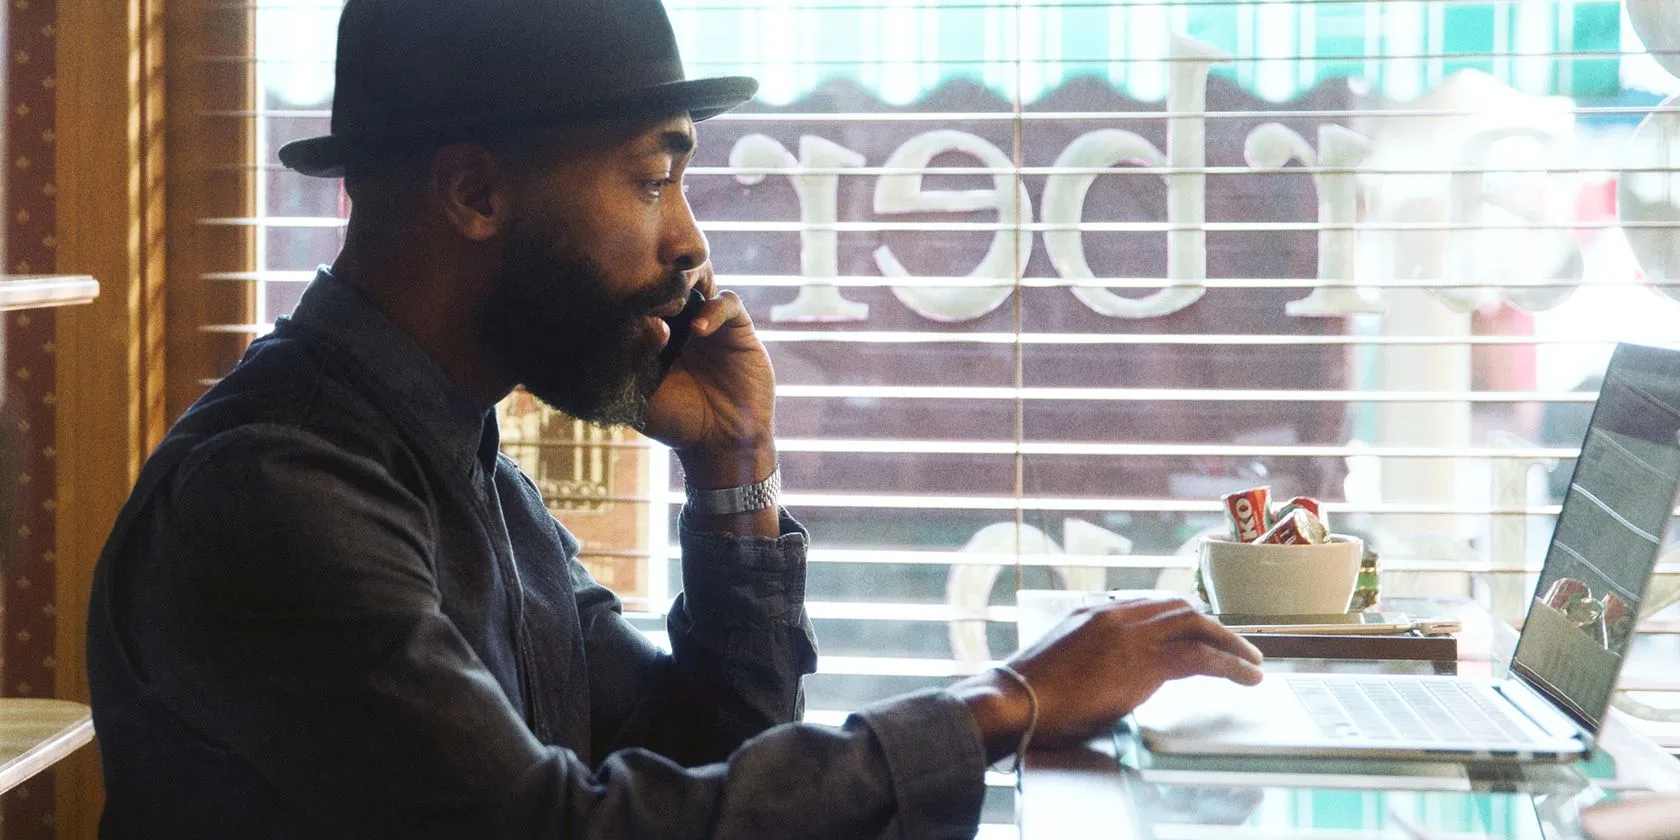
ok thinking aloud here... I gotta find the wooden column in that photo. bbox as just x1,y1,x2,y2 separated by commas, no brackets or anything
54,0,168,835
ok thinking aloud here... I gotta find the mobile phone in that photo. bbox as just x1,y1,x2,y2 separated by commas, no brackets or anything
1216,612,1415,634
658,288,706,372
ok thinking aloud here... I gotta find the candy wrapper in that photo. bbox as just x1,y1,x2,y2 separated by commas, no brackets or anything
1602,592,1635,650
1543,578,1602,628
1218,485,1330,546
1254,506,1327,545
1275,495,1329,535
1221,486,1271,542
1540,578,1637,650
1196,486,1334,605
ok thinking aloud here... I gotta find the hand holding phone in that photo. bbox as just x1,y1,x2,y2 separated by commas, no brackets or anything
658,288,706,372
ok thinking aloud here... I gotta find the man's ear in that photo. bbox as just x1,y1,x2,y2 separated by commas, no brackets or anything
430,143,507,243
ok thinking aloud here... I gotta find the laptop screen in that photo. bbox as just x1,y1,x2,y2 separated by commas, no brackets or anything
1511,342,1680,731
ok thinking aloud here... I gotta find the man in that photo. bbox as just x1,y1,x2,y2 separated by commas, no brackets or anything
86,0,1264,837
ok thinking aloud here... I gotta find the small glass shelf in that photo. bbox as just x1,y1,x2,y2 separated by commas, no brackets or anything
0,275,98,311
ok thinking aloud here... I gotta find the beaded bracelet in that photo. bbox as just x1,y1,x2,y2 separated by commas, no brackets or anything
993,664,1039,773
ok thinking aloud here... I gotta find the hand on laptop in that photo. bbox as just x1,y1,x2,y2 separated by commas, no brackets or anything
953,597,1263,762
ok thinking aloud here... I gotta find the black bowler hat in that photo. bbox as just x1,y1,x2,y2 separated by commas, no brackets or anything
278,0,759,178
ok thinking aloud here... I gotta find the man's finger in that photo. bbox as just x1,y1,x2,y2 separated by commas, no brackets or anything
1088,596,1198,624
1143,608,1263,664
1164,640,1265,686
691,290,746,338
689,262,718,298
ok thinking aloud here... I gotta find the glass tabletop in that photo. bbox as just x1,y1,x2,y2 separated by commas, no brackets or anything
1111,719,1611,840
1016,594,1680,840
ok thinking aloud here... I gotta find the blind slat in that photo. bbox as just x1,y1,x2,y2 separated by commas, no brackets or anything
200,271,1680,295
219,0,1651,10
205,48,1667,65
198,217,1675,234
206,162,1680,177
200,105,1680,121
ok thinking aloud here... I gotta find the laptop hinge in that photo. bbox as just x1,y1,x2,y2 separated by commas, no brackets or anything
1497,678,1595,749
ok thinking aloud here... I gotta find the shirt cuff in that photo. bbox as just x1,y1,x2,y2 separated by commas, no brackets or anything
851,689,989,839
677,509,809,629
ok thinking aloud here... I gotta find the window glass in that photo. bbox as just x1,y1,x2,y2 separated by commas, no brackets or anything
231,0,1680,820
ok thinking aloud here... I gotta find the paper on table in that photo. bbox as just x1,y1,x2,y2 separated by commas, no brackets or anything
1580,793,1680,840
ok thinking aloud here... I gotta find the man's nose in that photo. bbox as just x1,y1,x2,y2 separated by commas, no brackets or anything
662,190,710,272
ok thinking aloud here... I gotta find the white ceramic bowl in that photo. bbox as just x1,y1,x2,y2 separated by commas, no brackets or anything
1200,534,1364,615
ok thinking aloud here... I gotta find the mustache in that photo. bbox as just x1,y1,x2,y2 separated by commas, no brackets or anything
626,270,691,315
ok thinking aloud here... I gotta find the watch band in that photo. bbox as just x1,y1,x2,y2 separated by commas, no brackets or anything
685,465,781,515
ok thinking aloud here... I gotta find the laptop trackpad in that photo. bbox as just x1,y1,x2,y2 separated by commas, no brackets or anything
1131,675,1308,751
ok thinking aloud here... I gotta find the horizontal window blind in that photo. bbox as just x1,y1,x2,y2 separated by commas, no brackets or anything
185,0,1680,815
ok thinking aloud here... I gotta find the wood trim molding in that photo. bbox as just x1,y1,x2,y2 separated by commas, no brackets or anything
54,0,168,835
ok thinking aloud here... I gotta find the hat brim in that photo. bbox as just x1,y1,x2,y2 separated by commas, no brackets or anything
278,75,759,179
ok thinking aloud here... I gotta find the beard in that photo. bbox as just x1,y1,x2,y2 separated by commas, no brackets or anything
475,220,687,427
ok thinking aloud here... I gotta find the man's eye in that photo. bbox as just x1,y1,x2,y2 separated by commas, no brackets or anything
644,177,678,198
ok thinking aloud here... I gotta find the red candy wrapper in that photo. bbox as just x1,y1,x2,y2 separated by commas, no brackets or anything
1253,506,1328,545
1543,578,1591,611
1602,592,1631,627
1222,486,1271,542
1602,592,1635,650
1277,495,1328,533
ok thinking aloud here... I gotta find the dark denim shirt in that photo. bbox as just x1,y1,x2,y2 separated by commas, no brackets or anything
87,271,987,839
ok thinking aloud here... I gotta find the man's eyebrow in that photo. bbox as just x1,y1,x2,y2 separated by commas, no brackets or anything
656,129,696,158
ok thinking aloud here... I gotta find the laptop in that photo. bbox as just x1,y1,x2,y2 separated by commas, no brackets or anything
1131,341,1680,762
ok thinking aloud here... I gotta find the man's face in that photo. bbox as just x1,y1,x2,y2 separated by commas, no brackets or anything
474,116,706,426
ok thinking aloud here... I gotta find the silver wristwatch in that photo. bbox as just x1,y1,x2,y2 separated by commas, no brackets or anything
685,466,781,515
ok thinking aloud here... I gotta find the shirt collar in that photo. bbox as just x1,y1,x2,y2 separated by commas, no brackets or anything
281,267,495,476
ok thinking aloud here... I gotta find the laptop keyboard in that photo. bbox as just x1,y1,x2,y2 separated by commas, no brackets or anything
1287,677,1538,743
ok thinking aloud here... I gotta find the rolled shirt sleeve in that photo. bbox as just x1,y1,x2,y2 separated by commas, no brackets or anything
676,508,812,630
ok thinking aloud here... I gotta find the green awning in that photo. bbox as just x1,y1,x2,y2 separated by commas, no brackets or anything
666,0,1632,106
